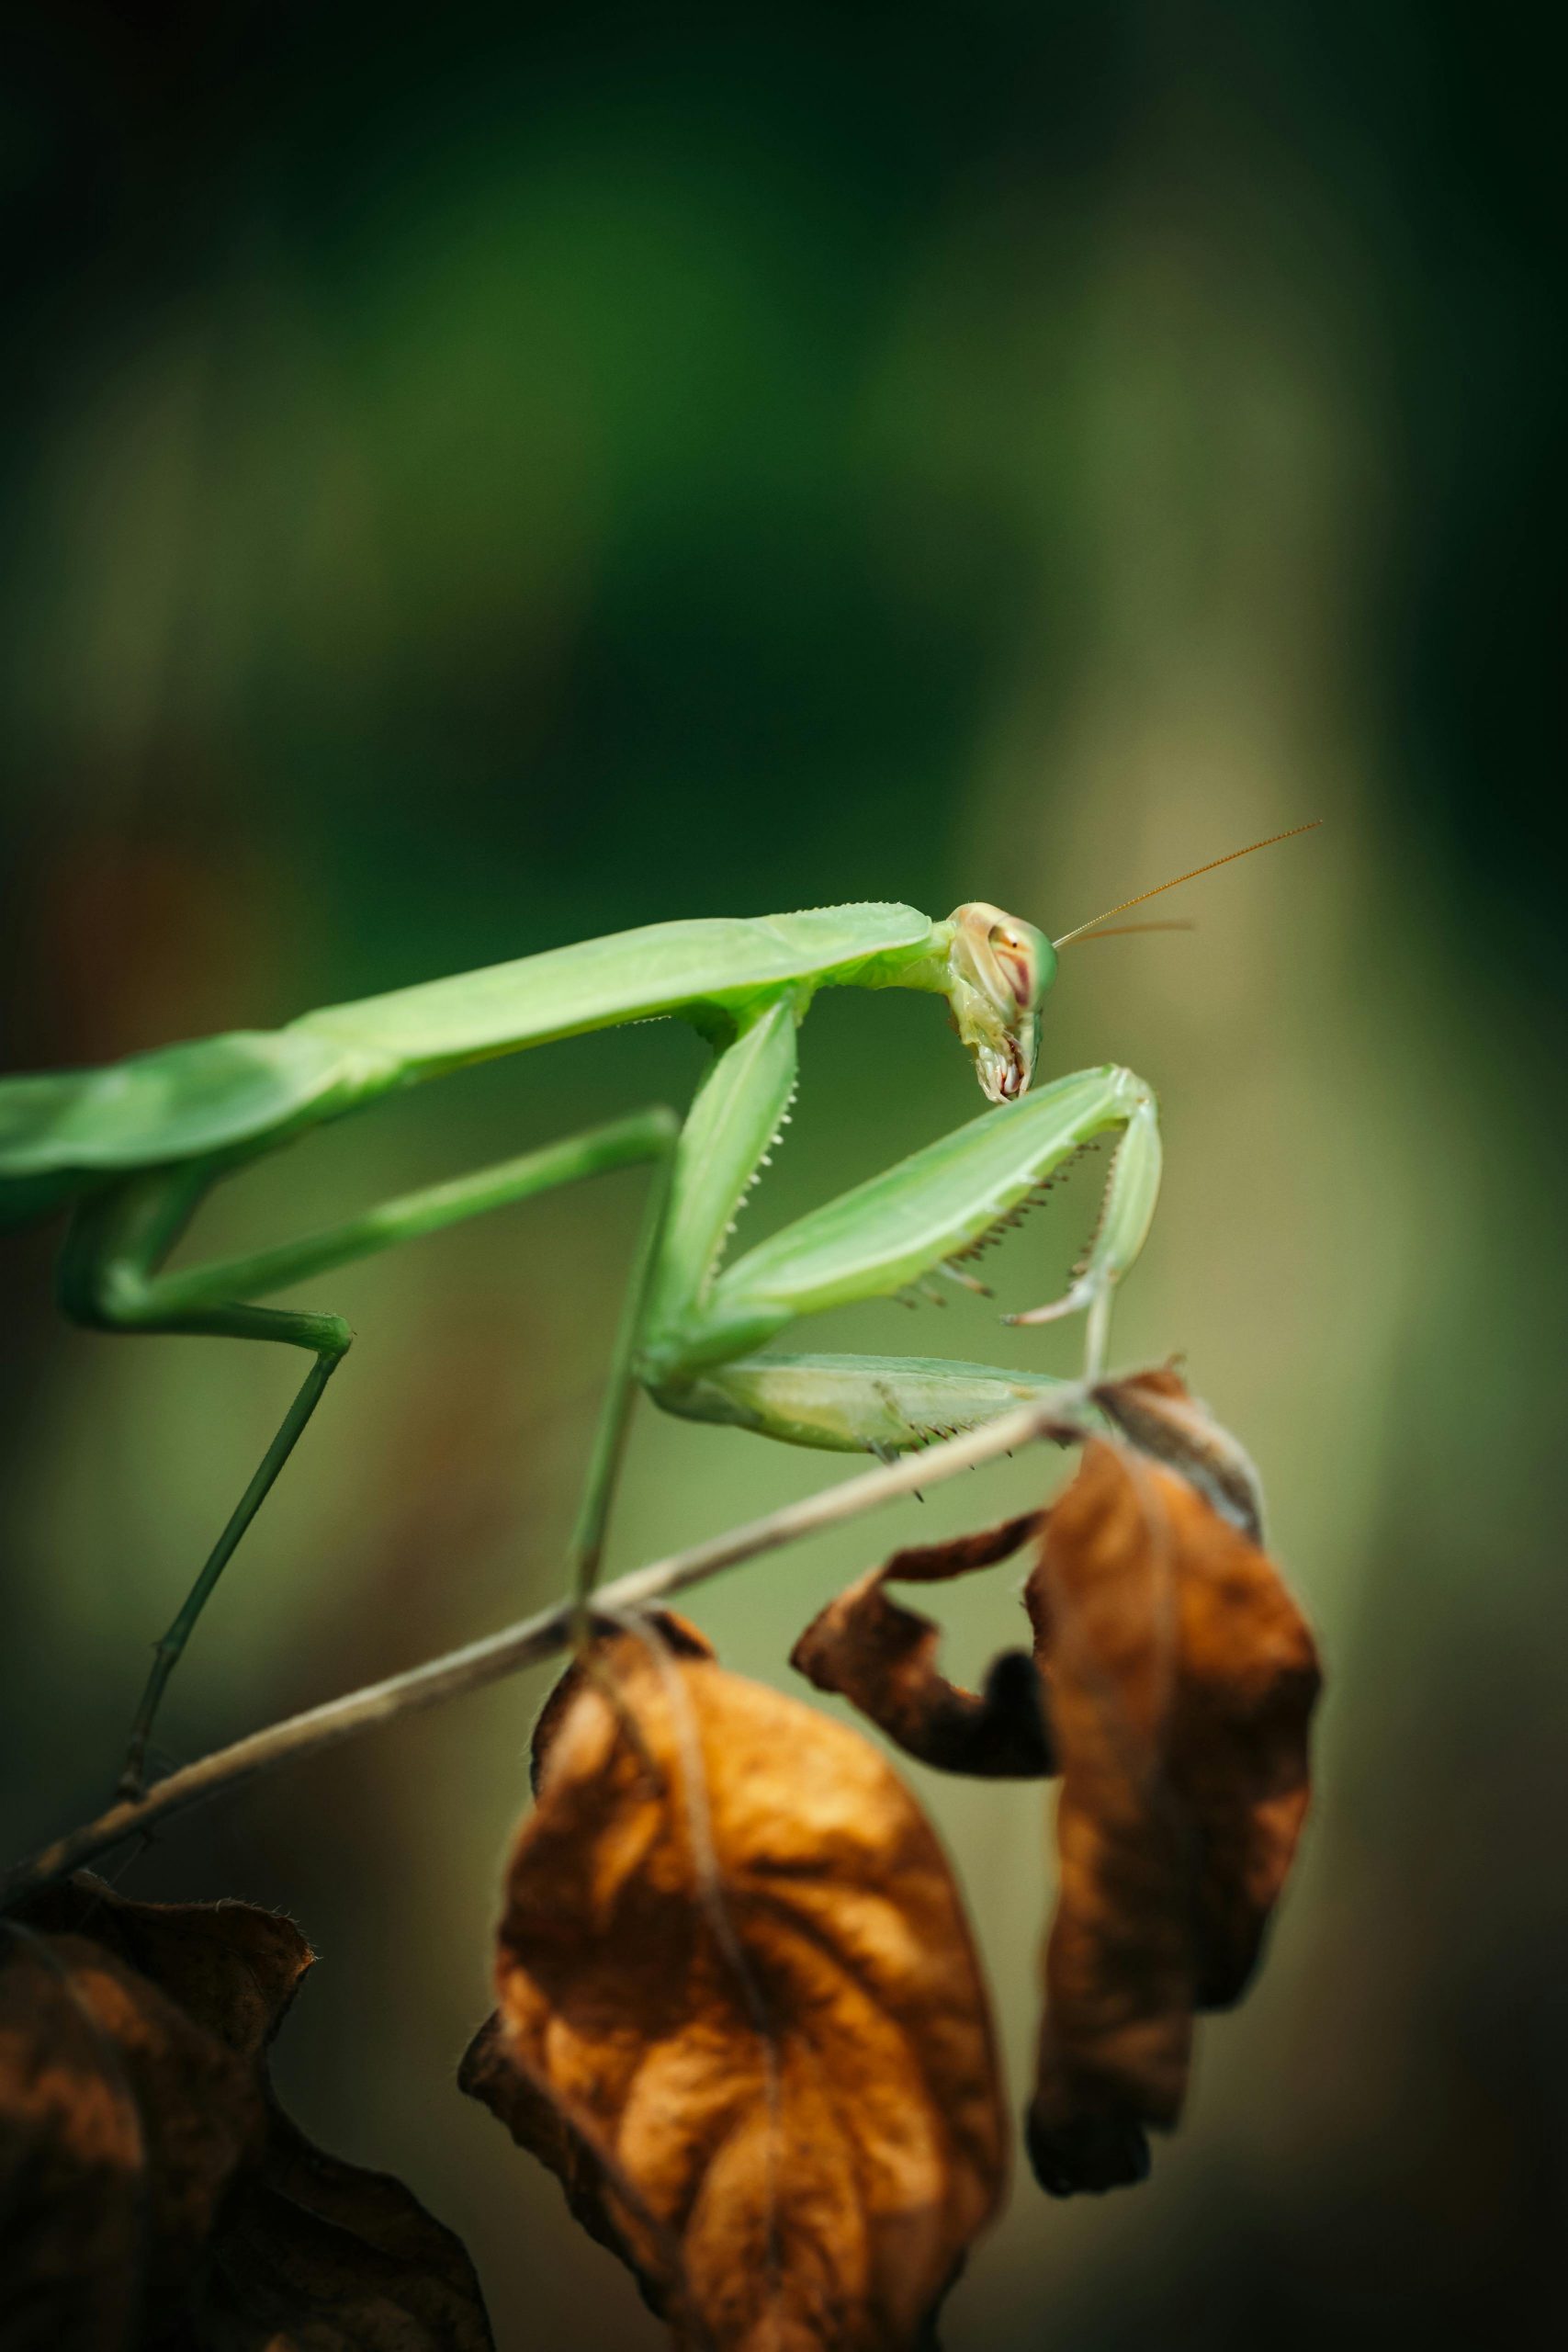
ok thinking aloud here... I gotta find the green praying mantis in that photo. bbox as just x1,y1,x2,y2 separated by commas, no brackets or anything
0,825,1314,1796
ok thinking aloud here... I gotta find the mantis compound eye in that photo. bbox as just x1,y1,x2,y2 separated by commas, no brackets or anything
944,903,1055,1104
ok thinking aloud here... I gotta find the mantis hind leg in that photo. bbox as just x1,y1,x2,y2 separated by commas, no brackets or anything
58,1108,679,1796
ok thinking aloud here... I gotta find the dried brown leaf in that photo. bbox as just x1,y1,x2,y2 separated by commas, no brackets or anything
1023,1441,1321,2196
461,1617,1007,2350
0,1879,491,2352
790,1510,1054,1777
0,1928,261,2349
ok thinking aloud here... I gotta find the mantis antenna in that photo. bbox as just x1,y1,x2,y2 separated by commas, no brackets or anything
1052,820,1321,949
1059,920,1196,944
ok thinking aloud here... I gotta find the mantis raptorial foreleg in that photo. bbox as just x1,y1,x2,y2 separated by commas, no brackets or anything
59,1107,680,1794
641,1059,1162,1447
641,997,802,1351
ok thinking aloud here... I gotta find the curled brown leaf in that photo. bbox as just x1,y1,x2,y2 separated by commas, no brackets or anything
1093,1366,1267,1544
0,1878,492,2352
461,1615,1008,2350
1023,1441,1321,2196
790,1510,1054,1777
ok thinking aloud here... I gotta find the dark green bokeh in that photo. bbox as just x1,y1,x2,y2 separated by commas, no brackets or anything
2,6,1561,2345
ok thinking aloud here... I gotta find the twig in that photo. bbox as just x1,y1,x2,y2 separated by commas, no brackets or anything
4,1390,1086,1905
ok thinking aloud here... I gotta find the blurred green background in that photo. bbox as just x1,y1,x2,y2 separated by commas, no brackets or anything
2,3,1562,2342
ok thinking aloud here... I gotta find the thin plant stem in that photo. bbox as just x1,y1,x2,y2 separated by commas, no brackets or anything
4,1389,1087,1905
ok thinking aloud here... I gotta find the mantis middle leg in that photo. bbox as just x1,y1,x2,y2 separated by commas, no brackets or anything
58,1107,679,1795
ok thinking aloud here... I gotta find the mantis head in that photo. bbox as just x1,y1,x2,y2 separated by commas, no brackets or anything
946,824,1323,1102
945,903,1056,1102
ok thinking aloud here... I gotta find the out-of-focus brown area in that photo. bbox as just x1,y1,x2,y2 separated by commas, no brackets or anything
1,1879,493,2348
1,3,1562,2344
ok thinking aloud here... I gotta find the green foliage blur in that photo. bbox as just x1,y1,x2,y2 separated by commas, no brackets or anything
1,5,1561,2344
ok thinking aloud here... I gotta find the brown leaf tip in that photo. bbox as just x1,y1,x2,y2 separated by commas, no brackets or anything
1026,2106,1153,2199
1093,1365,1268,1544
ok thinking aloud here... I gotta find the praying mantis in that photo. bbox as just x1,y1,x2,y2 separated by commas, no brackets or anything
0,827,1313,1795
